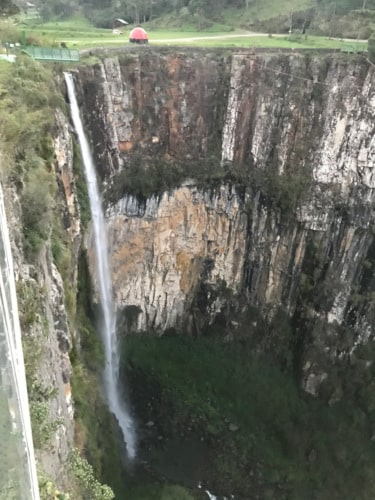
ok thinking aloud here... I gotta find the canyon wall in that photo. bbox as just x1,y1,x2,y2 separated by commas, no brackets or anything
3,107,80,488
77,49,375,395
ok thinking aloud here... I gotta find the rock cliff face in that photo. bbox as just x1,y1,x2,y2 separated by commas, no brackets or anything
77,49,375,395
77,51,228,179
5,108,80,488
107,185,247,332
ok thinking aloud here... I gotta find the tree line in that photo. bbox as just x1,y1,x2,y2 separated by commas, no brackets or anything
34,0,248,26
6,0,375,27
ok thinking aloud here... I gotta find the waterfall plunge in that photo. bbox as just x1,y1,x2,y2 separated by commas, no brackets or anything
64,73,136,459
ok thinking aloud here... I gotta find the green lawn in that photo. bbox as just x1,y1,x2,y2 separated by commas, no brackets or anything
155,34,367,51
21,29,368,52
8,14,367,51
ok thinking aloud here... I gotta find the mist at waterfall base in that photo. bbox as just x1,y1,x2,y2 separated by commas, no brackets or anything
64,72,136,460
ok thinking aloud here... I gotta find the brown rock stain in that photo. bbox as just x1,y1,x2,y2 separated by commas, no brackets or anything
118,141,133,152
60,170,72,198
176,250,202,294
113,233,147,281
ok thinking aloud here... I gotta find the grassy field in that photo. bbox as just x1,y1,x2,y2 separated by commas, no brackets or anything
158,34,367,51
6,14,367,52
23,29,369,51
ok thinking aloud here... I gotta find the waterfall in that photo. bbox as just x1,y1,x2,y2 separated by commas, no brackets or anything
64,73,136,459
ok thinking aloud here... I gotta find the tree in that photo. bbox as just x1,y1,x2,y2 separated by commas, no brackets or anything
369,36,375,61
39,0,77,20
0,0,19,16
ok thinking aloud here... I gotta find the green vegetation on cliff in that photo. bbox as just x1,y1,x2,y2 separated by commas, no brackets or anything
0,55,62,256
123,333,375,499
0,55,116,500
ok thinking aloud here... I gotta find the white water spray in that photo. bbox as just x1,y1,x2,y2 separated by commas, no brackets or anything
198,483,234,500
64,73,136,459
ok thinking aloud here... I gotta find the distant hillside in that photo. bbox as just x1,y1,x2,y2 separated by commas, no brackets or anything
11,0,375,39
147,0,375,39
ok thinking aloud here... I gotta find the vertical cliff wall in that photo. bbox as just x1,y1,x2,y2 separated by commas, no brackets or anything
2,106,80,489
77,49,374,395
77,51,228,179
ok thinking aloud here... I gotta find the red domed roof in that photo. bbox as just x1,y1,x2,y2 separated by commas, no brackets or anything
129,27,148,40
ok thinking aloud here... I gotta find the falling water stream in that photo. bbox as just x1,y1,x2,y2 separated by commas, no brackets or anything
64,73,136,459
64,73,236,497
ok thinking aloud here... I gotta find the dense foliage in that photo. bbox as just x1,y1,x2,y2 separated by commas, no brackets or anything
123,333,375,499
0,0,19,16
369,35,375,58
0,55,116,500
0,55,63,256
27,0,375,28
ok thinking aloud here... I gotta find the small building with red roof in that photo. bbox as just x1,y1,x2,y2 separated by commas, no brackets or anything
129,27,149,44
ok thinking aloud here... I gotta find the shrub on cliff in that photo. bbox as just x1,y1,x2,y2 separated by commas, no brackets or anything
0,55,64,256
21,164,56,255
369,36,375,62
161,485,195,499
